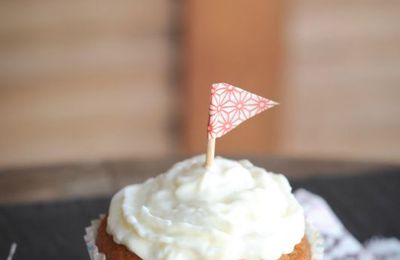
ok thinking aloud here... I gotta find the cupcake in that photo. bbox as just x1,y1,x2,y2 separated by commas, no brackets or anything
85,155,319,260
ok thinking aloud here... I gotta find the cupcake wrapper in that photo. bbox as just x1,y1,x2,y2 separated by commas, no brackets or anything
84,215,107,260
305,222,324,260
84,215,324,260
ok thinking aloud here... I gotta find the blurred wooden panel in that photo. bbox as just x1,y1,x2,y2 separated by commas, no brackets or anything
0,39,170,85
0,0,170,36
0,0,176,167
0,80,174,167
183,0,283,155
282,0,400,162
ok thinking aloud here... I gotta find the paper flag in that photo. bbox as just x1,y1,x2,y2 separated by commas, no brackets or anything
208,83,278,139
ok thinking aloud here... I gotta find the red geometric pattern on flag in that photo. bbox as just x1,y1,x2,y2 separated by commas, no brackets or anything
208,82,278,139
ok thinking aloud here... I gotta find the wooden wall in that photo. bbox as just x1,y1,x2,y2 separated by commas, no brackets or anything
184,0,400,163
0,0,176,167
281,0,400,162
183,0,283,155
1,0,399,168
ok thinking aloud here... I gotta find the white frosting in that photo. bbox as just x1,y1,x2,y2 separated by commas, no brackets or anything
107,155,305,260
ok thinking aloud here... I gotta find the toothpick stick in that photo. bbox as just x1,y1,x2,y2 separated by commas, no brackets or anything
205,138,216,168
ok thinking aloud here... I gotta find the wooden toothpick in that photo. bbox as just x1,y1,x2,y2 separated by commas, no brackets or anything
205,138,216,168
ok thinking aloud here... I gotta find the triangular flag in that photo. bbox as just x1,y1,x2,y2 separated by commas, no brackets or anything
207,82,278,139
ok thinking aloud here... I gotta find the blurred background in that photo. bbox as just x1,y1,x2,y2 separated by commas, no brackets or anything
0,0,399,169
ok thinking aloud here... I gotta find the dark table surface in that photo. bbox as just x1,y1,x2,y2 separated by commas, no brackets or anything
0,158,400,260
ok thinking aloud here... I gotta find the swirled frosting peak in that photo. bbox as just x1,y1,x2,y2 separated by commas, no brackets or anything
107,155,305,260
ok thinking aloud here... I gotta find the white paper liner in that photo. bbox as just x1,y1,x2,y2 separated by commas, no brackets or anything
84,215,323,260
84,215,107,260
305,221,324,260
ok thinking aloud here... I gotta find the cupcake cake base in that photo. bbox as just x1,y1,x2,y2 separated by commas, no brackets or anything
85,215,323,260
95,217,311,260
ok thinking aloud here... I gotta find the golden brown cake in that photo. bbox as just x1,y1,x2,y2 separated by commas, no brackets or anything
96,217,311,260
